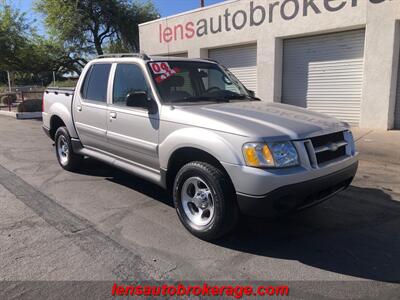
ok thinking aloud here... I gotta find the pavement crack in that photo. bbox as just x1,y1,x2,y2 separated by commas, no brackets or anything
355,130,374,142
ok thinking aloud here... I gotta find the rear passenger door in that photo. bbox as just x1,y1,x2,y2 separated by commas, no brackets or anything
106,63,160,170
73,63,111,151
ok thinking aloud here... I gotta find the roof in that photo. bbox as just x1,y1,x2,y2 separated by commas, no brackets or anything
91,54,217,65
149,56,216,64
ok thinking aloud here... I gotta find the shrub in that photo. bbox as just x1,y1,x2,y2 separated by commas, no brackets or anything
23,92,44,100
48,79,77,88
0,93,17,105
18,99,42,112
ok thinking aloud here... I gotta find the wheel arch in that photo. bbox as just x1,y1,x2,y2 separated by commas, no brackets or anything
165,147,236,193
49,115,66,140
160,128,242,191
48,101,78,139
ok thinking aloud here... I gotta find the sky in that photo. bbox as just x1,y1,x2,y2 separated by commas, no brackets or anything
149,0,224,17
16,0,225,34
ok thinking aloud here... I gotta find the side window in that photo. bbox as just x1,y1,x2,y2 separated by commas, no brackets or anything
80,66,93,98
83,64,111,102
113,64,151,107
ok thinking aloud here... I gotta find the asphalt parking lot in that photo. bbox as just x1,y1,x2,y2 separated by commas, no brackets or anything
0,116,399,298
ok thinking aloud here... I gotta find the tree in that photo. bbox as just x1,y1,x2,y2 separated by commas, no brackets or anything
35,0,159,56
111,1,159,52
0,4,30,72
0,3,86,86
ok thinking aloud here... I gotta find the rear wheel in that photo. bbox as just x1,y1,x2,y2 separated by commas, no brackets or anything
173,161,239,240
55,127,83,171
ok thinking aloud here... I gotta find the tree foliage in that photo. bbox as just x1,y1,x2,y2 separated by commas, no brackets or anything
0,4,31,72
0,0,159,86
35,0,159,55
0,3,86,85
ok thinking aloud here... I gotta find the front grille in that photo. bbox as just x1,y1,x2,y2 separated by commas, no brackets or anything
309,131,347,165
315,146,346,164
311,131,345,148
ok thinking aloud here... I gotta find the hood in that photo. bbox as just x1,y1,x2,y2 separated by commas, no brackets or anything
161,101,349,140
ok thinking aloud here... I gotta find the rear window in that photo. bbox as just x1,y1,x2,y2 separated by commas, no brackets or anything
82,64,111,102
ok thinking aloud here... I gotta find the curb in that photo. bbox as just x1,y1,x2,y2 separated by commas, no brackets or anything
0,111,16,118
16,112,42,119
0,111,42,119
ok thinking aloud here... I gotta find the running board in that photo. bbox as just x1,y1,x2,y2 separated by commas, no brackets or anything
72,140,164,187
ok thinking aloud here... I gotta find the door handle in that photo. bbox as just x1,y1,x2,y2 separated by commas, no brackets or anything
76,106,82,112
110,112,117,120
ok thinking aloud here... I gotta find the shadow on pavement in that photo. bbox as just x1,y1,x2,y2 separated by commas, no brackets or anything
218,186,400,283
79,157,173,206
78,158,400,283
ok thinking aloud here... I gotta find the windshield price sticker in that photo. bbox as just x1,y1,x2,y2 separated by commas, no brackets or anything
150,62,172,74
153,65,182,84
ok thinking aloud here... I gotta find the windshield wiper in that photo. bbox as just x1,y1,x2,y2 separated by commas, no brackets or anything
177,96,229,103
187,96,215,100
171,94,259,104
222,94,260,101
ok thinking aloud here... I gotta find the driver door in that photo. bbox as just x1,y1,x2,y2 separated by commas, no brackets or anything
106,63,160,170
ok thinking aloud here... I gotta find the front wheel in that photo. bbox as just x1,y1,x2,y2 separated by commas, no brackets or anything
55,127,83,171
173,162,239,241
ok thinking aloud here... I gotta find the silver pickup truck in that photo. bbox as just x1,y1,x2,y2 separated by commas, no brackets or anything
43,54,358,240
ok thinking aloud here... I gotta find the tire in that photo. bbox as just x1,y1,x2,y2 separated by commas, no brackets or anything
173,161,239,241
54,126,83,171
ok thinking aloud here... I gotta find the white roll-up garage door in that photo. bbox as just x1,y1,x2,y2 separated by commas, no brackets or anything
282,30,365,126
209,44,257,94
394,48,400,129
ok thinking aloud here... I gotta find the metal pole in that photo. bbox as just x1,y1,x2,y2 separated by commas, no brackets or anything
21,91,24,113
7,71,11,92
200,0,204,7
53,71,56,86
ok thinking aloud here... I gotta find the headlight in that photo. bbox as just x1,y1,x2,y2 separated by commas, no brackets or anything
242,142,299,168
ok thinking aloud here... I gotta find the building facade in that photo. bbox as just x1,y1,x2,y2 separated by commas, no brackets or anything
139,0,400,129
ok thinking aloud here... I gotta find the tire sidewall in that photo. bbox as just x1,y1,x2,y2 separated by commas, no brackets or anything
173,163,227,238
55,127,74,170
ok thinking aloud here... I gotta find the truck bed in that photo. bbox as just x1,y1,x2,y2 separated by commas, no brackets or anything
45,87,75,95
42,87,78,139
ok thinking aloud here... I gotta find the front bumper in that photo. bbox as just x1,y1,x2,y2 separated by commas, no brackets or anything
236,161,358,217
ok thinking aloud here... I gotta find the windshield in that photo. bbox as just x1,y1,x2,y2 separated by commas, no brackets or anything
147,60,252,104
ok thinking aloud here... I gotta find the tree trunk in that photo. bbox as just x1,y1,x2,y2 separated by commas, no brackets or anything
93,33,103,55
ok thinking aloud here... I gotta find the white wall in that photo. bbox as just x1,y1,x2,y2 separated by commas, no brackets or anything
140,0,400,129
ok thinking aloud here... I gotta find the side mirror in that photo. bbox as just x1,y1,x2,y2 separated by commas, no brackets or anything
126,91,158,114
247,89,255,98
126,91,147,107
147,98,158,115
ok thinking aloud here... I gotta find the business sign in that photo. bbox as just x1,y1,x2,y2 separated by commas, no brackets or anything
159,0,387,43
